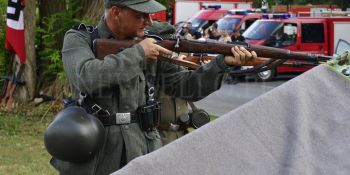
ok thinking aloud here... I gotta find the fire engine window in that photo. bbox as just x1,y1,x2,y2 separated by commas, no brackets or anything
242,19,257,31
243,21,281,40
269,23,297,48
217,18,241,32
301,23,324,43
281,23,297,46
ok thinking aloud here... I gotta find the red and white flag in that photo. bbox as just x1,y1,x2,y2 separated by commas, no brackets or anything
5,0,26,64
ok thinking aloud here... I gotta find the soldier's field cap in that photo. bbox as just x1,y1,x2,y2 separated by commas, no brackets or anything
105,0,166,14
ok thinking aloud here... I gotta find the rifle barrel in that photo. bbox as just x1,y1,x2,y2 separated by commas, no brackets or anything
157,39,332,62
93,39,332,69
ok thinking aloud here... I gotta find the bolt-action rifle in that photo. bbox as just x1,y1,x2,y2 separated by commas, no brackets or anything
0,64,25,109
93,38,332,74
183,55,320,68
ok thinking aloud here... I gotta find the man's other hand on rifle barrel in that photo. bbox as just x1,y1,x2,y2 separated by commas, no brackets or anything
224,46,257,66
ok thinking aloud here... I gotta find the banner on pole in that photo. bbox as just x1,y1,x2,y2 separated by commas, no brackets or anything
5,0,26,64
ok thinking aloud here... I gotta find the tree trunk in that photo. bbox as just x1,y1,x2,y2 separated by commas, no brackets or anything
17,0,37,102
76,0,104,22
38,0,66,49
39,0,66,22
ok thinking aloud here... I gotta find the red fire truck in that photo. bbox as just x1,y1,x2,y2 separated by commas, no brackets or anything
173,0,253,24
150,0,254,25
177,6,262,38
242,13,350,81
186,5,228,35
216,9,263,34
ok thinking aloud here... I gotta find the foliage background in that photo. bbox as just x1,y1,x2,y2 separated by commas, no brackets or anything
0,0,349,174
0,0,349,98
0,0,10,89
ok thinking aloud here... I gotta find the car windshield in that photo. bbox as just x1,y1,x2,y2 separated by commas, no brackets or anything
243,21,282,40
217,18,241,32
189,18,207,31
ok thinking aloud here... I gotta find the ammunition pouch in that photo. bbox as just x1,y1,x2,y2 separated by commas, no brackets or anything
137,101,161,132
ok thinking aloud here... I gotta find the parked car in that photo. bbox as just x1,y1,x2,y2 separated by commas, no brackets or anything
242,13,350,81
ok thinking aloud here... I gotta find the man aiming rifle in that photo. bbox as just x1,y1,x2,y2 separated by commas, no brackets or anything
46,0,258,175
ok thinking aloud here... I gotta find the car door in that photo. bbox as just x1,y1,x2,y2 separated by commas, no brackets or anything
298,21,327,55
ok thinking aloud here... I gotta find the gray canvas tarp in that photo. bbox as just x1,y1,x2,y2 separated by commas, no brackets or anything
112,65,350,175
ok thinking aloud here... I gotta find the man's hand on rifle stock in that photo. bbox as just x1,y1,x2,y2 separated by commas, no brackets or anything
224,46,258,66
139,38,172,60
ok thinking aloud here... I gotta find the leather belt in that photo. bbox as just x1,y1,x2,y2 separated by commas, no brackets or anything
96,112,138,126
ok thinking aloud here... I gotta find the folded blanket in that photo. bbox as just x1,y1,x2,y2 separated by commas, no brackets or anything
112,64,350,175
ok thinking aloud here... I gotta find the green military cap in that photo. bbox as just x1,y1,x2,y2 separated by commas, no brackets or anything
105,0,166,14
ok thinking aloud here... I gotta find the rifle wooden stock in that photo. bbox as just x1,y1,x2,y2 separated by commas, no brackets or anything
93,39,200,69
93,38,332,69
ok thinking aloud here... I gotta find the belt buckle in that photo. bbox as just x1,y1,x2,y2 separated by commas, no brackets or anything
115,113,131,124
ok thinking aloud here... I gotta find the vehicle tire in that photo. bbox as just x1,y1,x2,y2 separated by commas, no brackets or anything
256,69,275,81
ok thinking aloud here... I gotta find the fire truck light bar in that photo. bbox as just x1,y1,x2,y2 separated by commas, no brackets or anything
202,5,221,10
227,10,248,15
262,13,296,19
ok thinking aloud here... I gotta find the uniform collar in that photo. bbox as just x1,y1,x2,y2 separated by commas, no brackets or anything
97,16,115,39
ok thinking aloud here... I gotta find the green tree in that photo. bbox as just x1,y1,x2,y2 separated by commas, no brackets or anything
157,0,173,7
0,0,10,89
334,0,350,10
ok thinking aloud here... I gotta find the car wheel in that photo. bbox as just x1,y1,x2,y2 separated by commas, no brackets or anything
256,69,275,81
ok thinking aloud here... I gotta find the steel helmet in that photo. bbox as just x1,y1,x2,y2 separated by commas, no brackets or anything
44,106,105,163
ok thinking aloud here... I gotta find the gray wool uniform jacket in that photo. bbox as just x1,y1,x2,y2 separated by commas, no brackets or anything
51,17,234,175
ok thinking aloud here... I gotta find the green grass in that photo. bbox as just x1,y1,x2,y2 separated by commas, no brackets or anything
0,103,62,175
0,103,218,174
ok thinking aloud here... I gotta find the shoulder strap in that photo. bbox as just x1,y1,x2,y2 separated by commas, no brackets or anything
71,23,105,112
72,23,99,48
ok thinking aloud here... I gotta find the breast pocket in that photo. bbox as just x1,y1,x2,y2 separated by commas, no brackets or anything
119,73,146,110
